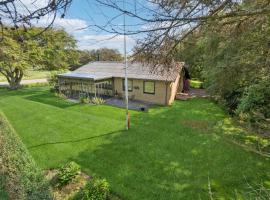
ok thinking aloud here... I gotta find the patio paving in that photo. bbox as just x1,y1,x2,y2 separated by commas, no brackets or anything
105,98,154,111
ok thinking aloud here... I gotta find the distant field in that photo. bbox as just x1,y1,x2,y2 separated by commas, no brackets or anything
0,70,54,82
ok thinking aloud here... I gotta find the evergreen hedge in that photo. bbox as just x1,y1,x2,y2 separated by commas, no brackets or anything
0,112,53,200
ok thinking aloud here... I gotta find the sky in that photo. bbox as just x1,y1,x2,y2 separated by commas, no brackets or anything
42,0,144,54
4,0,155,54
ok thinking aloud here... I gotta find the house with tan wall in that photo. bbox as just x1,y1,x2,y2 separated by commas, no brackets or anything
57,61,184,105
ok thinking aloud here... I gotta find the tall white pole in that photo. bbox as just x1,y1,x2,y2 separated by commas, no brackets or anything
123,0,129,130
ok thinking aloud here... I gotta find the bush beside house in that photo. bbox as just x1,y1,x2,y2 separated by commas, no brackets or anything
0,112,53,200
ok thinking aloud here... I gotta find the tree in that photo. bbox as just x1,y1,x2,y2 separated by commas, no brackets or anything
92,0,270,68
92,48,123,61
71,48,123,70
0,27,78,89
0,28,30,89
34,28,79,70
175,1,270,132
0,0,72,40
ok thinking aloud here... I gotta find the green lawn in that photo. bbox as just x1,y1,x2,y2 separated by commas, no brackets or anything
0,87,269,199
190,79,204,89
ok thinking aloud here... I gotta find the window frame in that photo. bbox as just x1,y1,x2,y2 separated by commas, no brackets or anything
143,81,155,94
122,79,133,92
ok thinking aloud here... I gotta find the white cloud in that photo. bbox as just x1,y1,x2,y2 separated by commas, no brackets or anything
36,17,88,34
10,0,136,53
77,34,135,54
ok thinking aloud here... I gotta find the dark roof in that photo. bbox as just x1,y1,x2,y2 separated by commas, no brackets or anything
58,61,183,82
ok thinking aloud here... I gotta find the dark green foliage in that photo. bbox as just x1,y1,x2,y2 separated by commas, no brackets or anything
0,112,52,200
0,27,78,89
79,179,110,200
48,70,66,92
57,161,81,187
237,78,270,133
177,1,270,132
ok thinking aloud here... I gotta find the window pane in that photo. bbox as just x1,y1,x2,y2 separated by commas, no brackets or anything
122,79,133,91
144,81,155,94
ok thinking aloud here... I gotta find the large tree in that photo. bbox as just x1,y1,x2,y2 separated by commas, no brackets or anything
92,0,270,68
0,0,72,39
175,1,270,132
0,27,78,89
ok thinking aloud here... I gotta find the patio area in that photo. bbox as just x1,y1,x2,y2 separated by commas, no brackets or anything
105,98,154,111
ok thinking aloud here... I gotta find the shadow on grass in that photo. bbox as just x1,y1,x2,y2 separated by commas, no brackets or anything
28,130,123,149
0,87,75,109
25,92,79,109
69,100,270,199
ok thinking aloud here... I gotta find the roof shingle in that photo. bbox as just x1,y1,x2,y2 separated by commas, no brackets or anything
58,61,183,82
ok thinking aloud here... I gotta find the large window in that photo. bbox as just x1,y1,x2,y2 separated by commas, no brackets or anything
122,79,133,92
143,81,155,94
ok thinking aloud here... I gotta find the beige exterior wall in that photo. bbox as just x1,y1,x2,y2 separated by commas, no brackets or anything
167,74,182,105
113,77,180,105
59,75,182,105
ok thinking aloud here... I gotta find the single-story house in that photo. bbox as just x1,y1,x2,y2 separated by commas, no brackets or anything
57,61,184,105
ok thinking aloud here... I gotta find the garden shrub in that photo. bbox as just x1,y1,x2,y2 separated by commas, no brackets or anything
56,92,67,99
48,70,66,92
57,161,81,187
80,96,91,104
0,112,52,200
236,79,270,133
80,178,109,200
91,97,106,105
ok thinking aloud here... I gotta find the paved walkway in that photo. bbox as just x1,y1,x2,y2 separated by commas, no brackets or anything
106,98,153,111
176,89,209,100
0,79,48,87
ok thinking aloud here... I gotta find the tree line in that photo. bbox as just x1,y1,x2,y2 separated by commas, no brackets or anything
176,0,270,134
0,26,123,89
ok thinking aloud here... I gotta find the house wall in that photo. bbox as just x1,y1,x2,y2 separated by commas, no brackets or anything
113,78,173,105
167,74,181,105
58,75,183,105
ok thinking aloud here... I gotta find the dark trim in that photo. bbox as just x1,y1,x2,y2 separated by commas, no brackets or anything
122,79,133,92
143,81,155,94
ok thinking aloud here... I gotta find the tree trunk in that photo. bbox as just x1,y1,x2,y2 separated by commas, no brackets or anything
9,78,21,90
6,68,24,90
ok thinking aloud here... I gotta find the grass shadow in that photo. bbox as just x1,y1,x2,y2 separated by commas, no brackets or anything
25,93,79,109
28,130,123,149
71,99,270,199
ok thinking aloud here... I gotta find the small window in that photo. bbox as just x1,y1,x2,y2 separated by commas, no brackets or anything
122,79,133,92
143,81,155,94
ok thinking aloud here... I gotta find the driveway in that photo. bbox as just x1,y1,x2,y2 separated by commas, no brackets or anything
0,79,48,87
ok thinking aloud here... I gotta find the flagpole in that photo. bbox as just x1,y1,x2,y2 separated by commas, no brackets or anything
123,0,129,130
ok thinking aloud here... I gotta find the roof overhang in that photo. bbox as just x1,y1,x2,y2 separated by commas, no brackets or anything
57,73,112,81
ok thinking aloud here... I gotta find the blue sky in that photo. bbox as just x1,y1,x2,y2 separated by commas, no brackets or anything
16,0,151,54
60,0,144,54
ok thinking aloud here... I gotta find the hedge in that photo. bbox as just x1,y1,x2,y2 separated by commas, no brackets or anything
0,112,53,200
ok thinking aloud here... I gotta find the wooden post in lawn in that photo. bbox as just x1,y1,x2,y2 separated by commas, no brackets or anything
123,0,130,130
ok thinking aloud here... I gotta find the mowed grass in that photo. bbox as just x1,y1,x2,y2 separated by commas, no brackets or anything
0,87,270,199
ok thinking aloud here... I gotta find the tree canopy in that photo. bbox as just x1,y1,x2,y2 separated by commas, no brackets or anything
71,48,123,70
177,0,270,133
0,27,78,89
